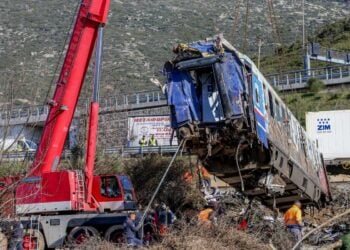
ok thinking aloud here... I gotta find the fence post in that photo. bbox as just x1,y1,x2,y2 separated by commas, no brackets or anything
340,67,342,78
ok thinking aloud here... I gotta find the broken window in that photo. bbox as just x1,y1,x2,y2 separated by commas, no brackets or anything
268,91,274,118
275,100,281,122
302,178,308,190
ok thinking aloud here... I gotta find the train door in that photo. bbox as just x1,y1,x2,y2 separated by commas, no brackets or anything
198,71,224,123
252,74,268,148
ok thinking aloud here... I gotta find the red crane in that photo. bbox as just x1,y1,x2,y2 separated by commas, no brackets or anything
1,1,137,248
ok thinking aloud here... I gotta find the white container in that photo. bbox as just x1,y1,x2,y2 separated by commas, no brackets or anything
306,110,350,161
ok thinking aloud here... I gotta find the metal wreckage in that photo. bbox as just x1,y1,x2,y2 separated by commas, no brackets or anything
164,35,331,210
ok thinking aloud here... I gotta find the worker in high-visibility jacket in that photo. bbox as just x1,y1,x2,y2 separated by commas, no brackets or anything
284,201,303,243
148,134,158,146
198,204,216,226
139,135,147,147
197,163,211,188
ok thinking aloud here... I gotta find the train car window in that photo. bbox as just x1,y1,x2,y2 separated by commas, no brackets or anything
100,176,121,198
254,88,259,103
281,106,286,121
302,178,308,190
262,83,268,108
268,91,274,118
275,100,281,122
291,119,298,148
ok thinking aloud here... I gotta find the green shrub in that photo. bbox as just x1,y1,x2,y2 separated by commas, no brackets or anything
307,78,325,93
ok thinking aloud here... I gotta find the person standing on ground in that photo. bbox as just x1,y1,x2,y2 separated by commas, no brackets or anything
158,203,175,236
197,162,211,188
8,218,23,250
124,212,142,247
284,201,303,243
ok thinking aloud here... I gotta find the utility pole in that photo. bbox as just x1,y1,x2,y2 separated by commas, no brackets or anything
257,39,263,69
302,0,305,51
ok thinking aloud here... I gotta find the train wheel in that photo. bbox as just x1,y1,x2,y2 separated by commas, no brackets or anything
104,225,125,245
22,229,45,250
67,226,99,246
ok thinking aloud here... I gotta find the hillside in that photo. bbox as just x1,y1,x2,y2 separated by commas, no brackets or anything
259,18,350,75
1,0,350,107
257,18,350,127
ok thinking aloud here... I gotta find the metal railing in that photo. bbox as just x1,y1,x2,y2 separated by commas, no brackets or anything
0,91,166,123
308,43,350,63
267,65,350,90
0,145,180,161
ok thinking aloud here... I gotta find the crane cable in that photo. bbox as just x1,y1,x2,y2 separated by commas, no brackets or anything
242,0,250,53
137,139,186,230
231,0,242,45
235,139,246,192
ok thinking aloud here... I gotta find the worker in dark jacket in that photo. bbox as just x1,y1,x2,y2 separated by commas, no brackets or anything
124,212,142,247
8,219,23,250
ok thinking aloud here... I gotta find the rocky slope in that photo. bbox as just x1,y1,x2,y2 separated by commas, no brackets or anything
0,0,349,106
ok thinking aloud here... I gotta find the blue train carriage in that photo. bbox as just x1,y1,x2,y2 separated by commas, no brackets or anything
164,35,331,209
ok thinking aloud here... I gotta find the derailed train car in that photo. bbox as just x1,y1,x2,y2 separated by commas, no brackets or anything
164,35,331,209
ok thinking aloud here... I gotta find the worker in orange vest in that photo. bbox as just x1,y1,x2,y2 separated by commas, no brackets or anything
198,203,216,226
284,201,303,243
197,163,211,188
183,170,193,183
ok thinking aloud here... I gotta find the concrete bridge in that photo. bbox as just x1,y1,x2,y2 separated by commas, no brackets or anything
0,91,169,149
266,65,350,91
0,91,166,126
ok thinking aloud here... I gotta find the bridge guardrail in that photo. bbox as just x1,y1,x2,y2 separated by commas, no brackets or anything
0,145,180,161
308,43,350,63
267,65,350,89
0,91,166,123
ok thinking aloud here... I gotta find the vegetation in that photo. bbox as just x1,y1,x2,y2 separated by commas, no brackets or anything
307,78,325,93
258,18,350,75
282,88,350,126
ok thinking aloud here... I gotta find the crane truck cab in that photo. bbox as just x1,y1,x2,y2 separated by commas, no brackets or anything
94,175,137,211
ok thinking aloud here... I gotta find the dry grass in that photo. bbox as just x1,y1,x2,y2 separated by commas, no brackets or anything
125,155,204,212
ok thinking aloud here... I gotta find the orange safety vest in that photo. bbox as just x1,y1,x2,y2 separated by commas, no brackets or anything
183,171,193,183
284,205,302,225
198,208,213,222
198,166,210,178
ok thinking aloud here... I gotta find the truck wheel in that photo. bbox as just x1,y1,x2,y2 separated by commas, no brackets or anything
0,232,8,249
104,225,125,245
22,229,45,250
67,226,99,246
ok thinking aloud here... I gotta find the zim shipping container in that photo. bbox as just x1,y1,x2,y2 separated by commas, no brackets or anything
306,110,350,164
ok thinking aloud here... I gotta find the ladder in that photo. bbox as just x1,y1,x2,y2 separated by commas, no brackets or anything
28,215,41,250
74,170,85,211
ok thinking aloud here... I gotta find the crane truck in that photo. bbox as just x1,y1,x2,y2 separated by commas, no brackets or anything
1,0,137,248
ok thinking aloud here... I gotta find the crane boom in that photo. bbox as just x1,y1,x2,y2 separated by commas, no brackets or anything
30,0,110,176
